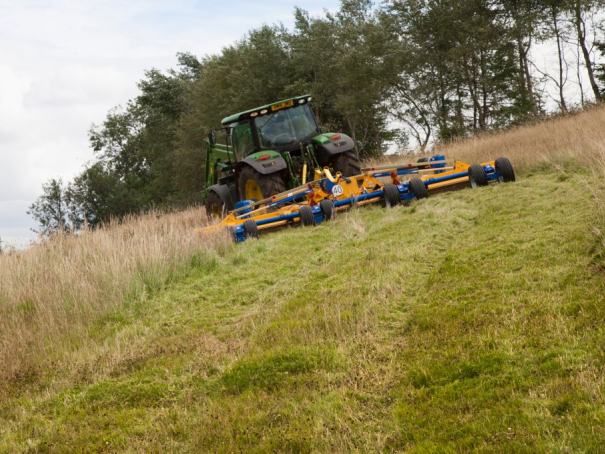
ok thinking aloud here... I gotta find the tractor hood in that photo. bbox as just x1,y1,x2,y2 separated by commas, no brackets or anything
312,132,356,161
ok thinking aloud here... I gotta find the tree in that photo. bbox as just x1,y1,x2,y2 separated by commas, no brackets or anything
27,179,73,236
289,1,398,157
569,0,603,102
596,39,605,93
385,0,540,147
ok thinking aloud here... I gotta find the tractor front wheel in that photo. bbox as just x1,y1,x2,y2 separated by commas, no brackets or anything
330,151,361,177
238,166,286,201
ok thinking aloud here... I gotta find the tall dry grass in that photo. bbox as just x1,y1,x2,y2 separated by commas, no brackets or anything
0,208,229,382
370,104,605,172
436,106,605,170
437,107,605,171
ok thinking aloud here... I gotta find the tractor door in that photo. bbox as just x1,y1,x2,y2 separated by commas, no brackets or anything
231,121,256,158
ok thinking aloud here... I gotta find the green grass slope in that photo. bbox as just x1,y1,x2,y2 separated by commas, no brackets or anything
2,167,605,452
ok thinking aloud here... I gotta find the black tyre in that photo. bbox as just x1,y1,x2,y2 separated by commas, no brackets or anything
495,157,515,183
382,183,401,208
320,199,336,221
227,227,239,243
330,151,361,177
242,220,259,239
468,164,488,188
299,206,315,226
408,178,428,200
205,191,225,218
238,166,286,201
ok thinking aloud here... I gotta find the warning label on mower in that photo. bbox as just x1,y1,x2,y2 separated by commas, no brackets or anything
332,185,344,197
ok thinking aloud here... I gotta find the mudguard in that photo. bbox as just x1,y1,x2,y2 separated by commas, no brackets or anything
312,133,356,163
207,184,236,211
238,154,288,175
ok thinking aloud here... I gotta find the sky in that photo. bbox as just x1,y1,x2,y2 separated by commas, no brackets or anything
0,0,341,247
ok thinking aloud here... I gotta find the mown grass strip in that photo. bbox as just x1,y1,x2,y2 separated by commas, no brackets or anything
2,169,605,453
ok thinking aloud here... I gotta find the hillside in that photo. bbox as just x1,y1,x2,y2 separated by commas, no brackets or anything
2,107,605,452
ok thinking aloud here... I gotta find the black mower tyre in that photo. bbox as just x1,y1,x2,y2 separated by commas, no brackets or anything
330,151,361,177
409,178,428,200
468,164,488,188
417,157,431,169
383,183,401,208
495,157,515,183
238,166,286,201
299,206,315,226
320,199,336,221
243,220,259,239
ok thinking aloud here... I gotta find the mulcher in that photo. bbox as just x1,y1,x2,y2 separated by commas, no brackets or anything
198,152,516,243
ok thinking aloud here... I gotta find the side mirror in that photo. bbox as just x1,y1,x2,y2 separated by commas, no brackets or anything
208,131,216,146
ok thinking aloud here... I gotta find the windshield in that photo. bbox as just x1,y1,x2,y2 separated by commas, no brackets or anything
254,104,320,149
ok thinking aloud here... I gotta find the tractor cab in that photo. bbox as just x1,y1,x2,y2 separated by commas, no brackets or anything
225,96,320,157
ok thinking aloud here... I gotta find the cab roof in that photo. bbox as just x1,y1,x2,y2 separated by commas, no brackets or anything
221,95,312,126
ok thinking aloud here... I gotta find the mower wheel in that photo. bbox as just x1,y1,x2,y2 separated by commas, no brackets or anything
320,199,336,221
299,206,315,226
495,157,516,183
409,178,428,200
417,157,431,169
330,151,361,177
468,164,488,188
243,220,259,239
383,184,401,208
205,191,225,219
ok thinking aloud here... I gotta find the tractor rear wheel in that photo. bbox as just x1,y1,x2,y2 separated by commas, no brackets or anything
468,164,488,188
238,166,286,201
205,191,225,219
330,151,361,177
495,157,515,183
409,178,428,199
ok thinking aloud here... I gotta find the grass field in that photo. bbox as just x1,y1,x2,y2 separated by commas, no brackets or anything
1,106,605,452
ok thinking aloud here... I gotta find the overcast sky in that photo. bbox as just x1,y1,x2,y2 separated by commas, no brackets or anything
0,0,341,246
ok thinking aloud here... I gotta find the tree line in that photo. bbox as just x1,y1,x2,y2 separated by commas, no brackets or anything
29,0,605,234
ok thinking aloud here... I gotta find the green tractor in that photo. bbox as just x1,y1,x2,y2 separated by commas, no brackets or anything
203,95,361,217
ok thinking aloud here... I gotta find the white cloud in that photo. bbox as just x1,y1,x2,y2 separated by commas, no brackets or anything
0,0,341,243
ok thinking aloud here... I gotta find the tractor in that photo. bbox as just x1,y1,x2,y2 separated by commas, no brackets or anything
203,95,361,217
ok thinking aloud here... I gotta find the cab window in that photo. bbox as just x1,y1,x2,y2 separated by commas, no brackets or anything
231,121,255,157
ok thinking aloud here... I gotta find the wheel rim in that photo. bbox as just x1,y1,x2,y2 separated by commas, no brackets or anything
210,203,222,217
245,179,263,200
